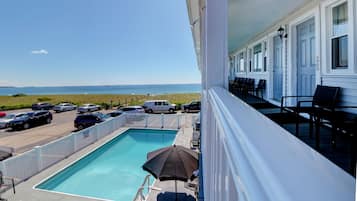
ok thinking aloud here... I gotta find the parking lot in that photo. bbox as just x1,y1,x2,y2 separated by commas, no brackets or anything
0,109,99,154
0,109,190,154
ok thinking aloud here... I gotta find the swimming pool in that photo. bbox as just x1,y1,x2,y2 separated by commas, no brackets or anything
35,129,177,201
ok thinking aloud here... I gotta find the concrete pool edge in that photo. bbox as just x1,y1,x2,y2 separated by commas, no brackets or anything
1,125,194,201
33,128,178,201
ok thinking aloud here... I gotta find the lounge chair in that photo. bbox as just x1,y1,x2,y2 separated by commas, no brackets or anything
0,171,16,201
191,131,200,149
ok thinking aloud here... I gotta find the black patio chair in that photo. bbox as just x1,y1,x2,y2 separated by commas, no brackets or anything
332,110,357,175
0,171,15,201
255,79,266,99
280,85,340,148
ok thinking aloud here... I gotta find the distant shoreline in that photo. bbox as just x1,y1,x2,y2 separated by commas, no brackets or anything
0,83,201,96
0,83,201,88
0,86,14,88
0,93,201,111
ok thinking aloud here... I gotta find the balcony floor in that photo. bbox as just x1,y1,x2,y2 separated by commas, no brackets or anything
234,93,356,177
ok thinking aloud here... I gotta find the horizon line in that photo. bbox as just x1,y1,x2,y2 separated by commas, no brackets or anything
0,82,201,88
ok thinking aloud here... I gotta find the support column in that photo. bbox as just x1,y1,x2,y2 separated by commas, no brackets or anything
199,0,228,200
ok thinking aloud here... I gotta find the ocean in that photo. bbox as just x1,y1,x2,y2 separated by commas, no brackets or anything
0,84,201,96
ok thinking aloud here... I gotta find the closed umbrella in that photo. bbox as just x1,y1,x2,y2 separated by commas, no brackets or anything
142,144,198,201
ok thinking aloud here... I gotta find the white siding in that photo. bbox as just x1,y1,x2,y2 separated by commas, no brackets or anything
322,75,357,113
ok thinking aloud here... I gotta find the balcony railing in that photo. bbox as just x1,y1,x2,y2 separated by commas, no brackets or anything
201,87,355,201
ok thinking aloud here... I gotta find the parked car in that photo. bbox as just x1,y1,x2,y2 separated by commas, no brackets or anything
8,111,52,130
0,112,6,118
0,113,27,129
32,102,54,110
118,106,145,114
142,100,176,113
53,103,77,113
77,104,101,113
74,112,107,130
105,111,123,118
182,100,201,113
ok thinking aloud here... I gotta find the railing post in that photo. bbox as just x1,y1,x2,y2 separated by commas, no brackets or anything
0,161,7,176
35,146,43,172
95,126,100,141
177,115,181,129
161,113,164,128
145,114,148,128
73,133,78,152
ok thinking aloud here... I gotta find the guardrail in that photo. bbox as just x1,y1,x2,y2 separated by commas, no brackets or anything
202,87,355,201
124,113,198,129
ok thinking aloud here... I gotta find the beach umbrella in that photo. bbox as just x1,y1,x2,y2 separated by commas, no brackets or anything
142,144,198,201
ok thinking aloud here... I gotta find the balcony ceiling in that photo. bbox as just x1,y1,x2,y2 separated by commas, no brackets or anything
228,0,309,53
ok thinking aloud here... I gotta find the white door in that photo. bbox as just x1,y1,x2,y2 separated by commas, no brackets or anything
296,18,316,96
273,36,283,101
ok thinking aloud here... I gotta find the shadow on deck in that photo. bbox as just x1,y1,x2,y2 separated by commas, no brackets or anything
234,93,356,177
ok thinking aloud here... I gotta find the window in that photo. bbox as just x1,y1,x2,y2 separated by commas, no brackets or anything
331,2,348,69
253,44,263,72
238,52,245,72
249,49,252,72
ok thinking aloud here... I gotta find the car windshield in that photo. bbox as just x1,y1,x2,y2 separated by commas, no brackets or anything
26,112,34,117
15,114,29,119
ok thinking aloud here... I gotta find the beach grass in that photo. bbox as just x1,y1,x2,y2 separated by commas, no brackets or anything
0,93,201,111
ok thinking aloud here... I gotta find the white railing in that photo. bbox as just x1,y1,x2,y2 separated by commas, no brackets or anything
202,87,355,201
0,113,193,184
0,115,127,182
132,175,152,201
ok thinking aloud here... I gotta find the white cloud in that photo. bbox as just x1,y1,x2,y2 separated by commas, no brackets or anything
31,49,48,55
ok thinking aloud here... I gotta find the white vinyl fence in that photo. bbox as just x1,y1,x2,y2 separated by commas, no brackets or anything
0,113,196,183
0,115,127,182
124,113,191,129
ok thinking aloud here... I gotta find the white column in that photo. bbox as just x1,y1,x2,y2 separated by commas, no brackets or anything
200,0,228,200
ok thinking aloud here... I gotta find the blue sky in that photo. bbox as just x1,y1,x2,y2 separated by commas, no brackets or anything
0,0,200,86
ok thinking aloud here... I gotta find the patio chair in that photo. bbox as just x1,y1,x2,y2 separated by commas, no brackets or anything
280,85,340,147
328,108,357,175
0,171,16,201
255,79,266,99
191,131,200,149
0,146,13,162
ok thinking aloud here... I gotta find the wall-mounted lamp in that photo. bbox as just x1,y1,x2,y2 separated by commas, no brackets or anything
277,26,288,39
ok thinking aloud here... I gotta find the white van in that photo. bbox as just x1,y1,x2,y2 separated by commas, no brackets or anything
143,100,176,113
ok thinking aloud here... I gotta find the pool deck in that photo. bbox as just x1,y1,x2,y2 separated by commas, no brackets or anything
1,116,197,201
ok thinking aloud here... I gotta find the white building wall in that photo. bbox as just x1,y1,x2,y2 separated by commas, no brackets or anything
229,0,357,110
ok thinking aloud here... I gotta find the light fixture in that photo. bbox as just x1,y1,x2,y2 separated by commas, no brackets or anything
277,26,288,39
277,26,285,39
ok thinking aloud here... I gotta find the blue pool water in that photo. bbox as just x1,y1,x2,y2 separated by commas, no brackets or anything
36,129,177,201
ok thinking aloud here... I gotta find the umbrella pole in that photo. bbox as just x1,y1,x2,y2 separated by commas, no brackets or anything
175,180,178,201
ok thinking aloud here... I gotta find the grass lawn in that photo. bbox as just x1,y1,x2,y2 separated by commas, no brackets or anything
0,93,201,111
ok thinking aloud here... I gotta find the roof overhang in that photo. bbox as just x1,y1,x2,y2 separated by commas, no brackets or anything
186,0,202,70
228,0,310,53
186,0,310,65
